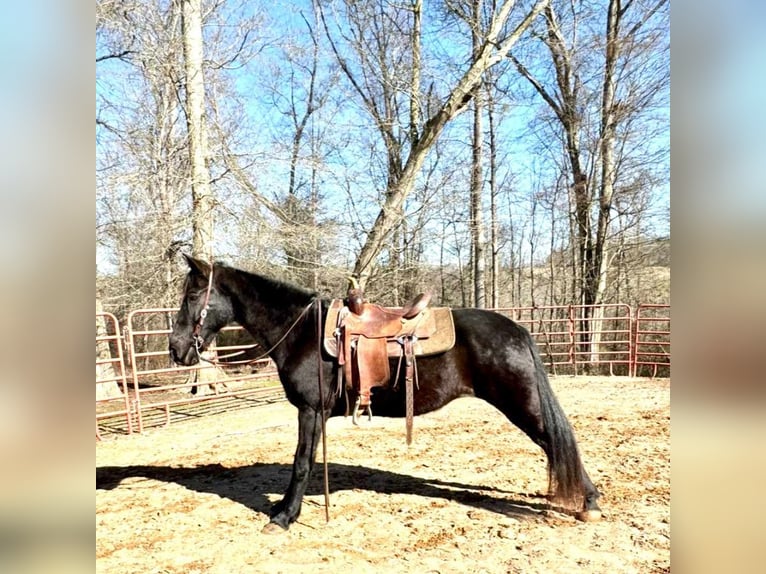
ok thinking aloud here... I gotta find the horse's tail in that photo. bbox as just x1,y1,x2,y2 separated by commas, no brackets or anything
528,336,585,509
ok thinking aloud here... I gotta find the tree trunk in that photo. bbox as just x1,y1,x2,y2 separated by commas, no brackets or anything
180,0,214,259
588,0,621,365
409,0,422,150
284,15,323,287
179,0,225,393
470,94,486,308
487,82,499,309
469,0,486,308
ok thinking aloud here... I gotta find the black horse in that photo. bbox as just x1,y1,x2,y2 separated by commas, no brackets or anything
168,255,602,532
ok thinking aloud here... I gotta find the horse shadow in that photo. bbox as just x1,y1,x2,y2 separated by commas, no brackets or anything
96,462,555,521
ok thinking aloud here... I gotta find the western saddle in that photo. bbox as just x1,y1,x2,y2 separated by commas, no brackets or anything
323,278,455,444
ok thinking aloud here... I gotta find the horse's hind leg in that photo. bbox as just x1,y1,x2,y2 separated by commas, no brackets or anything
534,428,602,522
478,369,601,522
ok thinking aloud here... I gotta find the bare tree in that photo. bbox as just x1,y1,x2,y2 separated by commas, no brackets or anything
97,0,190,312
96,0,668,326
468,0,487,308
177,0,224,392
321,0,550,289
273,10,337,287
510,0,668,359
486,79,499,309
179,0,215,258
317,0,425,299
97,0,263,312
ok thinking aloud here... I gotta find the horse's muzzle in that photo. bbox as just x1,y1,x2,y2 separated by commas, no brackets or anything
168,337,199,366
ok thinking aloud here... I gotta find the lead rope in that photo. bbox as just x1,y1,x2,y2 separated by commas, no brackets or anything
316,301,331,522
196,299,315,366
405,336,415,446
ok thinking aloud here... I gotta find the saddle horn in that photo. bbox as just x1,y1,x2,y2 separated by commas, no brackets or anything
346,276,364,315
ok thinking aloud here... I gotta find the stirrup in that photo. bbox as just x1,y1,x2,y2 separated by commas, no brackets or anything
351,396,373,425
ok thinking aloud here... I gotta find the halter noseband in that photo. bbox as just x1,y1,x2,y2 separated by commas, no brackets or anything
192,263,215,355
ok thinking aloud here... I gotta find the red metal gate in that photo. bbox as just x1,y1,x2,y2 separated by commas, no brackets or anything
96,312,132,439
124,308,281,433
632,304,671,377
493,304,634,376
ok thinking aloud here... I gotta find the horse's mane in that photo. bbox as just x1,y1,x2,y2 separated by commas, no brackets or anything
217,261,318,300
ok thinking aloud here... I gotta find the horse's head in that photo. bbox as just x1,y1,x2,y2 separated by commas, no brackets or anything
169,254,234,366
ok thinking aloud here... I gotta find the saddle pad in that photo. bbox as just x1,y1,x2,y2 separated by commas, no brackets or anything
323,299,456,358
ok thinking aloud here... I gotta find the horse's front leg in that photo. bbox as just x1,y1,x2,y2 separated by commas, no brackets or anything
264,405,325,533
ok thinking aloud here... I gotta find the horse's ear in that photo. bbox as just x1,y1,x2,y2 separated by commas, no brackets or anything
183,253,211,278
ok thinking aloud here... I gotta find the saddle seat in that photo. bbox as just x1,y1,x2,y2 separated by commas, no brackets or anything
343,292,432,338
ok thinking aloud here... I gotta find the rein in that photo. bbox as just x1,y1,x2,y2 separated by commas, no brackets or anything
316,301,330,522
196,298,318,367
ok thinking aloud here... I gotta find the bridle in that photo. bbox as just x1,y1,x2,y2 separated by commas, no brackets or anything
188,262,317,366
191,263,216,357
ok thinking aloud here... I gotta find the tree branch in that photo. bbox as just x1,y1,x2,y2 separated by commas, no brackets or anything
223,152,293,225
625,0,668,38
509,55,563,121
96,50,134,63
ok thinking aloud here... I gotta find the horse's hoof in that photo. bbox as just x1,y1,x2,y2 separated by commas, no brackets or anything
575,509,602,523
261,521,288,535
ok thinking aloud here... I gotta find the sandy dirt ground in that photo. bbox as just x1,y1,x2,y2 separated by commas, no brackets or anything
96,376,669,573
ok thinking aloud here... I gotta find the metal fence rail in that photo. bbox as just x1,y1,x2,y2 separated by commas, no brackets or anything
124,308,280,433
96,312,132,439
633,304,671,377
97,302,670,436
494,304,636,376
